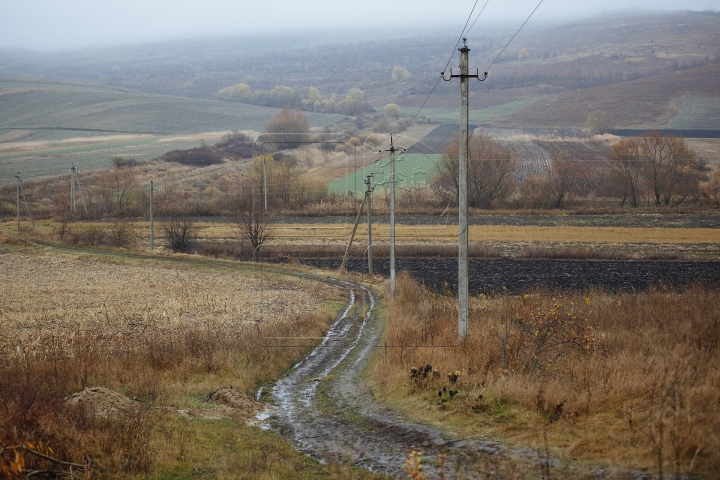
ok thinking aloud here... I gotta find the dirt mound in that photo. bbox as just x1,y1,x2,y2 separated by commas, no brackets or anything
65,387,141,419
203,387,264,423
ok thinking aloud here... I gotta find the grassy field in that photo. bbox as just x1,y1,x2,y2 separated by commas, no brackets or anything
19,219,719,261
495,63,720,129
369,275,720,476
400,97,543,124
327,153,442,197
0,83,344,133
0,246,382,478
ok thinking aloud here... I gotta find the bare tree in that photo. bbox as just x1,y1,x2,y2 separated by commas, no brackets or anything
519,175,553,209
468,134,517,208
96,167,137,215
233,186,272,262
548,152,579,209
703,171,720,207
586,110,613,135
639,133,699,205
606,138,643,207
434,133,517,208
265,107,309,148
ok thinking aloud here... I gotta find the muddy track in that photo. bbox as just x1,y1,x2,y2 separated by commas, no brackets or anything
260,280,639,478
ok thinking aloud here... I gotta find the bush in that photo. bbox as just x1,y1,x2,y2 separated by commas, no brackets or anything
265,107,310,148
161,217,199,253
108,220,137,248
160,147,223,167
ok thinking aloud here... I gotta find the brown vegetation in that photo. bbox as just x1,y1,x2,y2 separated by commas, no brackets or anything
370,273,720,476
434,133,517,209
0,251,353,478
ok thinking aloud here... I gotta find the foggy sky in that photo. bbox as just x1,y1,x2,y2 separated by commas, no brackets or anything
1,0,718,52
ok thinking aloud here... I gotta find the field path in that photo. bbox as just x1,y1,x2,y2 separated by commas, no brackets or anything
30,241,646,477
262,280,541,477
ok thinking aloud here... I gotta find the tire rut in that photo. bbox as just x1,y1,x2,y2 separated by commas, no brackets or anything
263,281,564,478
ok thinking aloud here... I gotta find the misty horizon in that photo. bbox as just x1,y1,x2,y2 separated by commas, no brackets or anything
1,1,718,53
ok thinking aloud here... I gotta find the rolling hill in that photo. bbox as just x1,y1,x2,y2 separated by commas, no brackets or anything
491,63,720,130
0,82,345,186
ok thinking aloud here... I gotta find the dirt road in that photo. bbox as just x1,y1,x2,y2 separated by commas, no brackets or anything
260,279,644,478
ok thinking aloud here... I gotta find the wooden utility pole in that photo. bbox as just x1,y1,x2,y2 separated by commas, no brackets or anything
441,38,487,343
15,172,34,229
340,193,367,272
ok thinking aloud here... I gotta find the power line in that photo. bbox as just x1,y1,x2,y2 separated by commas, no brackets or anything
484,0,545,72
465,0,493,39
397,0,489,138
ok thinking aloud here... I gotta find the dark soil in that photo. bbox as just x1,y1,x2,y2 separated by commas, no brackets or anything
300,258,720,294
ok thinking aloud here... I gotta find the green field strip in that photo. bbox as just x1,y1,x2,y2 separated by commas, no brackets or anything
328,153,442,197
0,139,204,187
0,84,345,134
0,138,158,160
400,97,544,124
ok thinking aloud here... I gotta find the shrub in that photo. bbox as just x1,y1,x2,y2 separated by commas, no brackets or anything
161,217,199,253
496,297,597,375
161,147,223,167
108,220,137,248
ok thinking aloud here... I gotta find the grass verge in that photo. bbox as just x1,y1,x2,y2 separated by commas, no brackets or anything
368,272,720,477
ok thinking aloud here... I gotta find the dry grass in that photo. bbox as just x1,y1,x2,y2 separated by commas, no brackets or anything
204,222,720,260
248,223,720,245
0,251,380,478
369,273,720,477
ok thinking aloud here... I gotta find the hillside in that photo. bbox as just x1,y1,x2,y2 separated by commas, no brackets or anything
0,82,345,186
0,82,343,134
492,63,720,129
1,11,717,111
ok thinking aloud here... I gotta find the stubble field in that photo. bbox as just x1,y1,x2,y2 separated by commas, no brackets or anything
0,249,382,478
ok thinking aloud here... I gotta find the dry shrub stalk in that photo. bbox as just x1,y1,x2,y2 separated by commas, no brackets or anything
373,272,720,476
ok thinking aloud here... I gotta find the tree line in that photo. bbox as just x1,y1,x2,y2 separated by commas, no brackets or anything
432,131,712,210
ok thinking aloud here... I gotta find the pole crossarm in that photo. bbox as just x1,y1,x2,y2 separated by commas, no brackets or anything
440,39,488,83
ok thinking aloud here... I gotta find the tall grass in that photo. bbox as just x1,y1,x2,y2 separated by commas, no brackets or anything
0,304,341,477
371,273,720,476
0,252,369,477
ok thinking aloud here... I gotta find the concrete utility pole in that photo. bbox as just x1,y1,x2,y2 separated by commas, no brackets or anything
150,181,154,251
382,134,400,294
15,173,20,231
365,173,374,275
70,163,77,214
441,38,487,343
15,172,34,229
263,160,268,211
